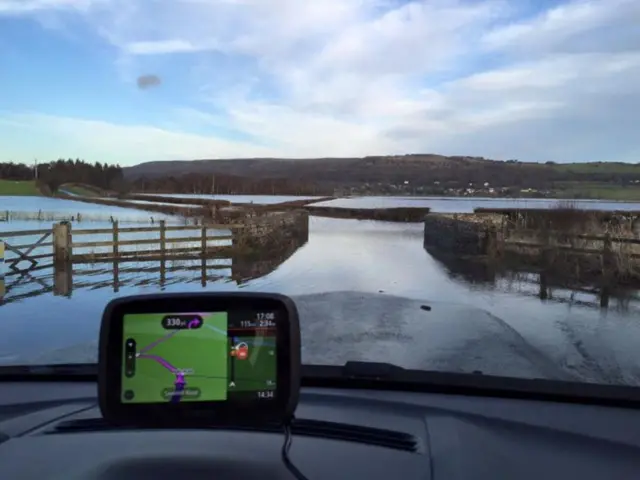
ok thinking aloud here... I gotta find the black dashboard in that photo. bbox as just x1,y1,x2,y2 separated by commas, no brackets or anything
1,381,640,479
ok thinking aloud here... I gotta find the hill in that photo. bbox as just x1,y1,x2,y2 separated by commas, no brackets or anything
123,155,640,198
124,155,489,182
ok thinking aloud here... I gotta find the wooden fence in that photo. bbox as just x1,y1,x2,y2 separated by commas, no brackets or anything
1,221,242,266
486,227,640,307
0,217,309,304
0,221,242,301
486,228,640,257
425,235,640,310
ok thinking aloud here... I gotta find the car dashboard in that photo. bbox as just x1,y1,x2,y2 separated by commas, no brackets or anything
1,381,640,479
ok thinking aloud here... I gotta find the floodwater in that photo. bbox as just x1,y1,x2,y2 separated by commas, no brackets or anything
2,211,640,386
139,194,323,204
138,193,640,212
312,196,640,212
1,196,175,221
116,198,203,208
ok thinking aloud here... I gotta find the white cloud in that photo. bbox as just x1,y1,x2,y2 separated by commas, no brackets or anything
1,112,277,163
0,0,98,14
310,1,503,77
124,39,213,55
482,0,640,54
1,0,640,164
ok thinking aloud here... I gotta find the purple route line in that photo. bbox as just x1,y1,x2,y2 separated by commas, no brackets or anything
135,314,209,403
137,354,178,373
137,353,186,403
138,329,180,354
170,378,186,404
138,315,202,354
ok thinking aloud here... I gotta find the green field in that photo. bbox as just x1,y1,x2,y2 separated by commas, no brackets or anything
121,312,229,403
553,182,640,201
551,162,640,175
0,179,41,196
228,335,277,392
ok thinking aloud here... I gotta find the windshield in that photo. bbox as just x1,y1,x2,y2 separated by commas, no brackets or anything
1,0,639,388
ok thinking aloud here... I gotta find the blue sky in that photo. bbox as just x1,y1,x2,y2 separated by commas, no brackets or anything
0,0,638,166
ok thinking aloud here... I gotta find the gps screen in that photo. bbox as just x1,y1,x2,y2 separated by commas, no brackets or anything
120,311,277,403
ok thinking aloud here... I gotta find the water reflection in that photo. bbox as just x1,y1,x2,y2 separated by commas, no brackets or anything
3,216,640,311
314,196,640,212
1,238,306,304
425,247,640,313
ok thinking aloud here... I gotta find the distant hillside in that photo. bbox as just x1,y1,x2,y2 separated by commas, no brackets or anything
124,155,640,193
124,155,488,182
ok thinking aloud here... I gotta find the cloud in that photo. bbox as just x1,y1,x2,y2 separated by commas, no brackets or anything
0,0,97,14
125,39,215,55
482,0,640,54
2,0,640,164
1,112,277,164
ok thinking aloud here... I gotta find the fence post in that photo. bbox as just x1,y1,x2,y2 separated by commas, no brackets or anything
600,233,613,308
159,220,166,286
0,240,4,303
539,270,548,300
53,221,72,265
538,225,553,299
112,221,120,292
159,220,166,256
602,232,613,267
201,225,207,287
112,221,119,259
201,225,207,257
53,262,73,297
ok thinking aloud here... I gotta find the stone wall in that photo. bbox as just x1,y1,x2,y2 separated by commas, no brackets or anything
423,214,493,255
306,206,431,222
234,210,309,255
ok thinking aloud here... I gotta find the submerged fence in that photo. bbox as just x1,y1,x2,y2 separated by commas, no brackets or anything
0,212,309,304
1,221,239,267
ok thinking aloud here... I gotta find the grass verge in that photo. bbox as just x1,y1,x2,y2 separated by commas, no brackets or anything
0,179,41,196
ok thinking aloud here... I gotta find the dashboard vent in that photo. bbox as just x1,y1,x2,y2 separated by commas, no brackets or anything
45,418,419,452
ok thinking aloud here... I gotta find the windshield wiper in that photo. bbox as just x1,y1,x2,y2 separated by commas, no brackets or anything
302,362,640,409
340,361,484,380
343,361,405,379
303,361,483,382
3,361,640,410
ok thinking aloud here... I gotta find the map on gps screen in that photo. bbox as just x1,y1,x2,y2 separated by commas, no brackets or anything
121,312,229,403
121,312,278,404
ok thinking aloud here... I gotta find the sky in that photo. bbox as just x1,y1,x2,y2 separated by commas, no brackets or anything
0,0,639,166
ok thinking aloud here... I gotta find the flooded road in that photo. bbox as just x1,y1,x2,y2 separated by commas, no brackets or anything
1,216,640,386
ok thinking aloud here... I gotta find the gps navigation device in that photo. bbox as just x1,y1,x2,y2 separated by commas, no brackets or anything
98,292,301,427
